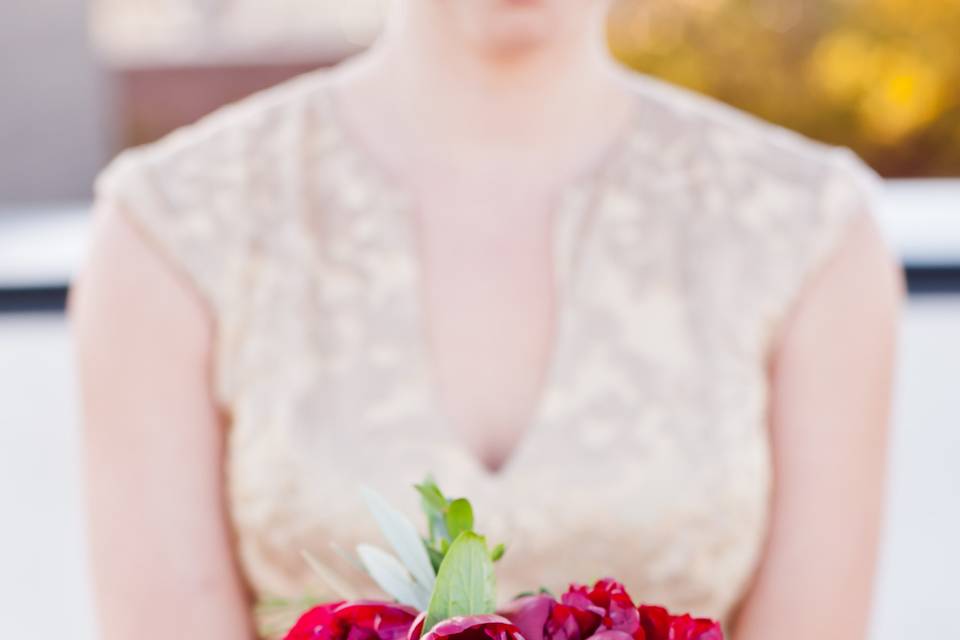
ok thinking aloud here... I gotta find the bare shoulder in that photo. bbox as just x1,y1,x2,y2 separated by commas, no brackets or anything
68,198,211,362
817,208,905,306
86,67,340,327
774,204,905,363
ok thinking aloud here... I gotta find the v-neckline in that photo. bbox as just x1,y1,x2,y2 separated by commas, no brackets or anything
316,80,642,477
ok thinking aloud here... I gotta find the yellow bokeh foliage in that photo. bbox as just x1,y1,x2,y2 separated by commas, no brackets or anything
608,0,960,176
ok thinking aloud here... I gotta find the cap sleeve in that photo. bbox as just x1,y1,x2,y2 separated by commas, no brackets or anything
807,146,886,281
93,117,257,314
762,144,887,350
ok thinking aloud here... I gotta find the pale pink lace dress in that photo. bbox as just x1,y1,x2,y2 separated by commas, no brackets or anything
94,66,884,638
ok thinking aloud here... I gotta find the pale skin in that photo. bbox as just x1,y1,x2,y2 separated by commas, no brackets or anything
69,1,904,638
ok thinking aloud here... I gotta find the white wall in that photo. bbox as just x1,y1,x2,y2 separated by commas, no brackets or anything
0,0,109,203
871,296,960,639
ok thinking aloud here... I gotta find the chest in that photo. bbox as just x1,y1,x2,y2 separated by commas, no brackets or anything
410,187,562,471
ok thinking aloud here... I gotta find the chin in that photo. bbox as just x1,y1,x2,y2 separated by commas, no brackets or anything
450,0,589,54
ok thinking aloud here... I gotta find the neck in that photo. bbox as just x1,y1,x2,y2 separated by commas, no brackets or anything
368,3,620,135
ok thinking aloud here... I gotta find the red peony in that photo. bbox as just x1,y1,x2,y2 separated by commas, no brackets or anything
498,580,723,640
661,614,723,640
285,600,420,640
497,595,557,640
636,606,671,639
414,615,526,640
560,579,640,637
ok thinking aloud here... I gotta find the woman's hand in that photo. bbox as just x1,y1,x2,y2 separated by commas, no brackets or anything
735,212,904,638
69,200,257,639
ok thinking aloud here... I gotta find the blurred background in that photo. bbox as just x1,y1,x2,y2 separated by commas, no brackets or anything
0,0,957,638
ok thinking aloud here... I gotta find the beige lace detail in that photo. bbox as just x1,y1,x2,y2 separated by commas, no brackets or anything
94,67,884,638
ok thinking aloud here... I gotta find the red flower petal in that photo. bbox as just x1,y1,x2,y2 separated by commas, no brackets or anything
421,615,525,640
284,601,418,640
637,606,671,640
285,602,345,640
499,595,554,640
408,612,428,640
559,580,637,637
548,603,603,640
666,615,723,640
590,631,637,640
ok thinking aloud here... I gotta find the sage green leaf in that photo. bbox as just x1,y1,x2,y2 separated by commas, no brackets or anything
356,544,431,609
424,532,496,632
490,543,506,562
361,487,437,591
444,498,474,540
329,541,366,573
300,550,360,600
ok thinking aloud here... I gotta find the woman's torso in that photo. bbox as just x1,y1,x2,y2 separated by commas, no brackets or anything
95,65,882,638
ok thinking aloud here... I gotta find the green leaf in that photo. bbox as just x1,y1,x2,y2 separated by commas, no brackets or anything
426,543,445,573
361,487,437,591
444,498,474,540
424,532,496,632
356,544,431,609
490,543,506,562
416,478,450,543
415,479,448,513
428,513,449,544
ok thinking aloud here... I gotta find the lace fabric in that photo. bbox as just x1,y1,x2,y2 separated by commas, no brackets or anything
94,66,884,638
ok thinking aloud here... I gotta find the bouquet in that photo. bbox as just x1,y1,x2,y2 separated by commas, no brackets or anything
284,478,723,640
